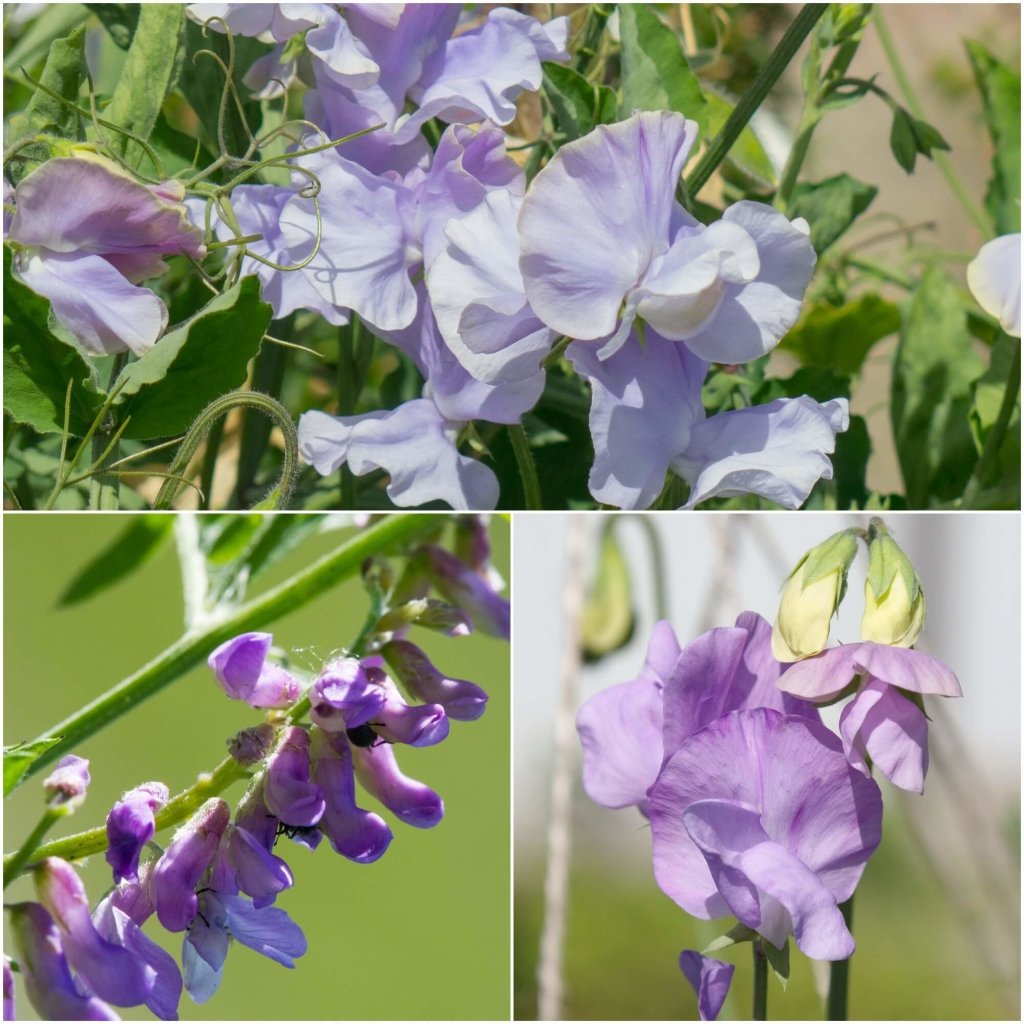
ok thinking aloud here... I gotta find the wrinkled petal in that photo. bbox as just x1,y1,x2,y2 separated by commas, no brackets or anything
105,782,169,884
967,233,1021,337
673,396,849,509
298,399,499,510
679,950,734,1022
353,742,444,828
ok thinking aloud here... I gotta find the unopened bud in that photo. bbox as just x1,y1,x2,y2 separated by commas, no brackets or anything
861,530,925,647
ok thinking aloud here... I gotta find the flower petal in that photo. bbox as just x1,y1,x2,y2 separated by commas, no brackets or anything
967,233,1021,337
679,950,734,1022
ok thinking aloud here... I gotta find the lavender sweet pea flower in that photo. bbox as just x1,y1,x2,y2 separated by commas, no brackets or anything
421,544,510,639
8,902,119,1021
381,639,488,721
967,233,1021,337
520,112,815,361
263,727,325,827
778,641,962,793
105,781,170,883
150,799,231,932
650,708,883,960
352,742,444,828
311,727,393,862
208,632,300,708
679,950,734,1022
7,153,205,355
43,755,91,811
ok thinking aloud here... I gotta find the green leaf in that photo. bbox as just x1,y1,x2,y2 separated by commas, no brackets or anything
787,173,878,253
543,62,617,142
3,4,88,73
58,516,173,606
581,525,636,663
101,4,185,168
112,277,272,439
965,41,1021,234
4,737,63,796
969,331,1021,503
763,938,790,991
705,89,775,188
892,267,985,506
702,922,757,955
618,4,709,136
7,25,86,183
889,106,917,172
833,414,871,510
781,294,899,376
85,4,140,48
3,247,103,435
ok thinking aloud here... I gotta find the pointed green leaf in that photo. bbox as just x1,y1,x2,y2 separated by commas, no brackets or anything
705,90,775,188
618,4,708,136
112,276,273,439
889,106,917,172
763,938,790,991
543,62,617,142
581,525,636,663
3,247,104,435
969,331,1021,504
4,737,64,796
787,173,878,253
702,922,757,954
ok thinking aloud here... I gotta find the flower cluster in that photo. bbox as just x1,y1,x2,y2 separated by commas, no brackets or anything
576,522,960,1020
5,516,506,1020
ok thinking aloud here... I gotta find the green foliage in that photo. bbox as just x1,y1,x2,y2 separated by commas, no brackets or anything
892,268,985,506
965,41,1021,234
705,90,776,188
112,277,272,439
581,525,636,662
4,737,64,796
2,248,103,435
832,414,871,509
543,62,617,143
618,4,709,137
57,515,173,606
970,332,1021,504
85,4,140,49
787,173,877,252
888,106,950,173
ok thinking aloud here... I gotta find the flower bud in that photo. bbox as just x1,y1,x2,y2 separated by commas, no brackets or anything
422,545,510,639
105,781,169,884
228,723,277,765
43,755,90,813
3,955,14,1022
381,640,488,721
208,632,301,708
772,531,858,662
861,531,925,647
263,727,325,827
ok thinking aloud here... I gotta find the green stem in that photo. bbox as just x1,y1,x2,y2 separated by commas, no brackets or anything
573,3,615,74
631,516,669,621
12,514,441,787
198,416,225,511
508,423,542,509
2,810,60,888
337,318,363,509
685,4,828,198
88,353,129,510
827,897,855,1019
962,336,1021,509
753,938,769,1020
873,8,992,237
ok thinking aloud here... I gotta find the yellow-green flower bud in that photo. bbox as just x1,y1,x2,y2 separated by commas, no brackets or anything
772,531,858,662
861,532,925,647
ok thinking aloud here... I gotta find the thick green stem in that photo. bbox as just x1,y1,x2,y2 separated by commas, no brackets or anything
873,8,991,237
2,810,60,888
962,336,1021,509
685,4,828,198
753,938,769,1020
508,423,542,509
827,897,855,1019
13,514,440,787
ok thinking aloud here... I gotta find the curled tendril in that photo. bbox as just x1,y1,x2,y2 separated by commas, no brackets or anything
154,391,300,510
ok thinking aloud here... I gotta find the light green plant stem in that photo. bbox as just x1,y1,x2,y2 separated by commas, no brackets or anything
12,514,441,787
631,516,669,621
827,896,855,1019
872,7,992,237
962,336,1021,509
573,3,614,74
753,938,769,1020
685,3,828,198
337,317,363,509
2,810,60,888
508,423,542,509
89,353,129,510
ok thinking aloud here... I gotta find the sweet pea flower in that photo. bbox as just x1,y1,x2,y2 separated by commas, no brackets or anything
105,781,170,883
679,950,734,1022
520,111,816,360
778,642,962,793
207,632,301,709
6,152,205,355
967,233,1021,337
650,708,882,960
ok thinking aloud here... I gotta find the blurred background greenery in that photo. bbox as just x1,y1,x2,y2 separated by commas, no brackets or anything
514,513,1020,1020
3,513,510,1021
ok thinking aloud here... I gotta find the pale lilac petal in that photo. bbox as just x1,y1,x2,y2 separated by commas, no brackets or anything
776,645,862,701
305,9,379,90
219,895,307,968
298,400,499,510
17,252,167,356
674,396,849,509
679,950,734,1022
207,632,300,709
182,895,228,1004
520,112,698,341
967,233,1021,337
569,331,707,510
839,679,929,793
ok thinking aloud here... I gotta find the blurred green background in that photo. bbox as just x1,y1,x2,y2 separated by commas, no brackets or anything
3,513,510,1021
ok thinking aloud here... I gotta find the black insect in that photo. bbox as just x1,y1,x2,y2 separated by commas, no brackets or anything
275,822,318,844
346,722,390,748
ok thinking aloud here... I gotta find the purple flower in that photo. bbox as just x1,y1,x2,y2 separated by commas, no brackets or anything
381,639,488,721
679,950,734,1022
150,799,231,932
6,153,205,355
207,632,301,708
421,544,510,639
967,233,1021,337
520,112,815,362
309,657,387,733
43,755,91,811
263,727,326,827
311,727,393,862
650,708,882,959
352,741,444,828
7,902,118,1020
3,955,14,1022
105,781,169,884
778,642,962,792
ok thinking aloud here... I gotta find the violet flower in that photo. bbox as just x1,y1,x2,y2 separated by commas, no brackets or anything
352,741,444,828
207,632,301,708
679,950,734,1023
105,782,169,884
381,639,489,721
263,727,326,827
7,902,118,1021
42,755,91,812
6,152,205,355
225,826,294,908
421,544,510,639
778,641,962,793
3,955,14,1022
309,657,387,733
